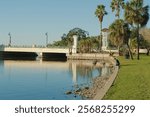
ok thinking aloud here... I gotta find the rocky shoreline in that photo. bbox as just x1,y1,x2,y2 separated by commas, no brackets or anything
65,56,118,100
74,75,110,99
65,71,113,99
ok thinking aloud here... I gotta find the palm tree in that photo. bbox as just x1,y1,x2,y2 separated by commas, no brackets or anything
110,0,125,19
123,23,134,59
95,4,107,51
124,0,149,60
79,39,92,53
109,19,133,59
109,19,124,52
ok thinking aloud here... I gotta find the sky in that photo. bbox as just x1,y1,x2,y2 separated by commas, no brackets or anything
0,0,150,46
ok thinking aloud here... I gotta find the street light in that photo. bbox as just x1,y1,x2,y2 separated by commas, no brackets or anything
45,32,48,47
8,32,11,47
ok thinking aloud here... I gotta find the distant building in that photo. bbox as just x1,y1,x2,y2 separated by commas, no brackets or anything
102,28,109,51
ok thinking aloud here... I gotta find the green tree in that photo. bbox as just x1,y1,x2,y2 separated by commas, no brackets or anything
123,23,134,59
140,28,150,42
130,28,139,51
109,19,133,59
124,0,149,60
95,4,107,51
140,28,150,55
109,19,124,52
51,28,89,53
67,28,89,40
79,39,92,53
110,0,125,19
66,28,89,54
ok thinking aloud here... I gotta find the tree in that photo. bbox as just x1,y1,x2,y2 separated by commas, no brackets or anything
66,28,89,54
140,28,150,55
67,28,89,39
124,0,149,59
52,28,89,53
109,19,124,52
110,0,125,19
140,28,150,42
79,38,92,53
123,23,134,59
109,19,133,59
95,4,107,51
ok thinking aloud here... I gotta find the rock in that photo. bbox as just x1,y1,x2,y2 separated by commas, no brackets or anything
74,95,77,98
93,60,97,65
75,88,82,93
65,91,72,95
69,72,112,99
84,87,89,90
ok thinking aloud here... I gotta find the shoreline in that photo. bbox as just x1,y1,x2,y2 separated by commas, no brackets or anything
93,66,118,100
68,54,119,100
74,75,110,99
74,66,118,100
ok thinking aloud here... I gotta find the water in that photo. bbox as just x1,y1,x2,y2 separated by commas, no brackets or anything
0,60,111,100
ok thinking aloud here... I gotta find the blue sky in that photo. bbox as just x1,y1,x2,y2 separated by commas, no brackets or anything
0,0,150,46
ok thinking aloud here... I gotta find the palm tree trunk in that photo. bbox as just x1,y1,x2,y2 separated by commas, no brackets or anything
100,22,102,52
137,24,140,60
127,43,133,60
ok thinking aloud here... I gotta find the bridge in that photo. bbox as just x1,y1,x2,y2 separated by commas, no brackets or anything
0,46,72,61
0,35,78,61
1,47,69,54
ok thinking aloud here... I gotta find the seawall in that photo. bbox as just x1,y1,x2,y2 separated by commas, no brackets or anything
67,53,119,100
67,53,110,60
93,57,119,100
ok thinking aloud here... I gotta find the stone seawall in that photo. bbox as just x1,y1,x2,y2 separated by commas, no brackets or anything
67,54,119,100
94,57,119,99
67,53,110,60
93,66,118,100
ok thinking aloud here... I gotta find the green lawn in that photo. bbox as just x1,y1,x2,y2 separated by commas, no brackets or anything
103,55,150,100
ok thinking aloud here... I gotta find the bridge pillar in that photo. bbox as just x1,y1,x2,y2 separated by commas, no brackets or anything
72,35,78,54
36,52,43,59
39,52,43,58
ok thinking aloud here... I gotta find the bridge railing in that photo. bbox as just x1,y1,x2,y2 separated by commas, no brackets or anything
3,45,69,49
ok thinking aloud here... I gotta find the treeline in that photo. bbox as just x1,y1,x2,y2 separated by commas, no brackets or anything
49,0,150,60
48,28,101,53
95,0,149,59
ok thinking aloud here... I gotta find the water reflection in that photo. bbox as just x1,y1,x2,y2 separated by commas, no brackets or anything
0,60,111,100
0,61,4,75
68,60,111,87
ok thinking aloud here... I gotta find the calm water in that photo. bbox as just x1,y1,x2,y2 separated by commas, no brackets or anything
0,60,111,100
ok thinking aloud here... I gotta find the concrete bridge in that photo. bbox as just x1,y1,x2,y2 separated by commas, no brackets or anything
0,35,79,61
0,46,70,61
1,47,69,54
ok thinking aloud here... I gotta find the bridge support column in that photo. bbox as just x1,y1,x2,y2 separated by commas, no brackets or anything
39,52,43,58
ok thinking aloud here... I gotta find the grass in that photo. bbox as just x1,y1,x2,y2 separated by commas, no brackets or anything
103,55,150,100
